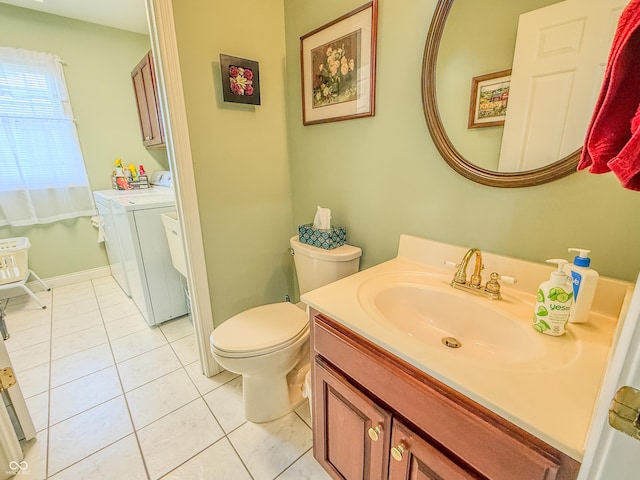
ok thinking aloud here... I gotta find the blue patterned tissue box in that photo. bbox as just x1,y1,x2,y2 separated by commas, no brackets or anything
298,224,346,250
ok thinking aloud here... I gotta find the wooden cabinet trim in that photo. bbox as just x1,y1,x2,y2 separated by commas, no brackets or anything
312,310,580,480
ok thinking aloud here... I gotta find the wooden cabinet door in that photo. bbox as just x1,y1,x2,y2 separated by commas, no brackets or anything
388,420,479,480
131,52,164,148
313,358,392,480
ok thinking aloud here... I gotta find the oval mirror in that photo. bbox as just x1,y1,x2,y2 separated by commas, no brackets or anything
422,0,620,187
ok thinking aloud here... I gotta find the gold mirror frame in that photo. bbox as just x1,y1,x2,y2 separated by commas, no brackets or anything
421,0,580,188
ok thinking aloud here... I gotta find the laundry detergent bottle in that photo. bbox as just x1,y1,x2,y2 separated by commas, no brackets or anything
533,259,573,336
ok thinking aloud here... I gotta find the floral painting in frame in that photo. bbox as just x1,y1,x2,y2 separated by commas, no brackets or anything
220,54,261,105
300,1,378,125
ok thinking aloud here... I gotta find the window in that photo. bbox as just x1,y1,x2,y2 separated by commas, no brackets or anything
0,47,95,227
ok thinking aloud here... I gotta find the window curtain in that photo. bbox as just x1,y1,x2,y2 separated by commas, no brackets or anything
0,47,96,227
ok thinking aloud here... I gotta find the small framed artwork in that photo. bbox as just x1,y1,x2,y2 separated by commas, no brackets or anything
300,1,378,125
468,69,511,129
220,54,261,105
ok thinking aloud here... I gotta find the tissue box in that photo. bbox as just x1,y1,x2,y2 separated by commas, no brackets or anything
298,224,346,250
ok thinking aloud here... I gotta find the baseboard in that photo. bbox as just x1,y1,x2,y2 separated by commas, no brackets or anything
28,266,112,290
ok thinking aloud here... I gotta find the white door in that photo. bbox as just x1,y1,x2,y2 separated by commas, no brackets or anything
0,336,36,479
497,0,626,172
578,273,640,479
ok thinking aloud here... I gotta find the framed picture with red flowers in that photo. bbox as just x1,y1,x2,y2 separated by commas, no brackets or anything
300,0,378,125
220,54,261,105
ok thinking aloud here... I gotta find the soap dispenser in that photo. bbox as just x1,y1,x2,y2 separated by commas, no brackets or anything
567,248,599,324
533,259,573,336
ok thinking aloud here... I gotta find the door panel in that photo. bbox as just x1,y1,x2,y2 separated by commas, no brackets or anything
388,419,478,480
579,275,640,479
313,358,391,480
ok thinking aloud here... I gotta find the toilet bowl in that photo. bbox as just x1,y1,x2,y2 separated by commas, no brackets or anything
211,302,310,422
210,235,361,423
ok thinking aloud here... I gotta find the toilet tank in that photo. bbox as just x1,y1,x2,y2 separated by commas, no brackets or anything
290,235,362,295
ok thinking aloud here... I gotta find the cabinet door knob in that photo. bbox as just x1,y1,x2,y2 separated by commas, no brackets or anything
367,426,382,441
391,443,406,462
145,136,152,141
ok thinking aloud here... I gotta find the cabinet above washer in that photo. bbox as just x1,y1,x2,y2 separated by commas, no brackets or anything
131,51,165,149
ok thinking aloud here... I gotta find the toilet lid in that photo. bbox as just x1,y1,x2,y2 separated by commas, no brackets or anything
211,302,308,356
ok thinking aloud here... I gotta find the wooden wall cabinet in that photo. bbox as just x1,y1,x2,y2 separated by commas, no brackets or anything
311,310,581,480
131,51,165,149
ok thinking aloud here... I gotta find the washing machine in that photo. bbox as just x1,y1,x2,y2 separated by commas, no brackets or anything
93,171,187,326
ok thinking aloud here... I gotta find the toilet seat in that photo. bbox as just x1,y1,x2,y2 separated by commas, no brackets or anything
211,302,309,358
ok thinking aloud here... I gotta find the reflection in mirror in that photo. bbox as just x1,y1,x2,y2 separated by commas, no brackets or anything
424,0,626,187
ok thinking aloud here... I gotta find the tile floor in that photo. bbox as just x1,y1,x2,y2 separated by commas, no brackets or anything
1,276,330,480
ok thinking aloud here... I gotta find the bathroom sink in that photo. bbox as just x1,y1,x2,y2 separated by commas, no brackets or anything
357,272,579,369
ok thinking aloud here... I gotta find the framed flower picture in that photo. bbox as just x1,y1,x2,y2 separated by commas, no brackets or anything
300,1,378,125
220,54,261,105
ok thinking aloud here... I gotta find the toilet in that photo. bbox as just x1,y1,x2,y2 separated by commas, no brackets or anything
210,235,362,423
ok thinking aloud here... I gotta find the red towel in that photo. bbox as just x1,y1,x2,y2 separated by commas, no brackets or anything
578,0,640,191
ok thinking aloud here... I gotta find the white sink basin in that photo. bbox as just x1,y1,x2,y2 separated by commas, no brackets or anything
357,272,580,369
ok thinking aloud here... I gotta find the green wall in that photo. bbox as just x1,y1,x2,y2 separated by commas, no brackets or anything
172,0,294,325
284,0,640,282
0,4,167,279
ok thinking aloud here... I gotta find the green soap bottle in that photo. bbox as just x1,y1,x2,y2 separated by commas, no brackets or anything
533,259,573,336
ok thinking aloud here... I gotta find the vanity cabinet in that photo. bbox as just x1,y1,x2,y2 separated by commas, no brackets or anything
311,310,581,480
131,51,165,148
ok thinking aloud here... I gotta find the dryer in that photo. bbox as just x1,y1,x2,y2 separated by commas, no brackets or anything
93,171,187,326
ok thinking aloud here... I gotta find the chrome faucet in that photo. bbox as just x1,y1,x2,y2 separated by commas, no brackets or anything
452,248,483,289
448,248,514,300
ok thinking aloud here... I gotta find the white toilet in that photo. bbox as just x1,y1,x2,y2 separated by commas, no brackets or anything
210,235,362,423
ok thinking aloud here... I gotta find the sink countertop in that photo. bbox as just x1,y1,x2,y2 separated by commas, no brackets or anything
301,235,630,461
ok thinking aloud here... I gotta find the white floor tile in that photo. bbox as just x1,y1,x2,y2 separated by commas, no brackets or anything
49,434,147,480
50,343,114,388
103,312,148,341
295,399,312,429
16,362,50,399
53,281,93,294
21,430,48,480
5,323,51,353
184,362,238,396
277,449,332,480
4,307,50,333
51,324,108,360
25,391,49,432
170,334,198,366
92,276,119,287
51,310,103,339
96,290,131,309
117,344,182,392
137,398,224,480
228,412,313,480
203,376,246,433
162,437,251,480
111,327,167,363
4,290,51,313
159,316,193,342
49,366,122,425
53,286,96,307
126,368,199,430
10,341,50,373
100,301,141,324
48,396,133,476
52,296,99,321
